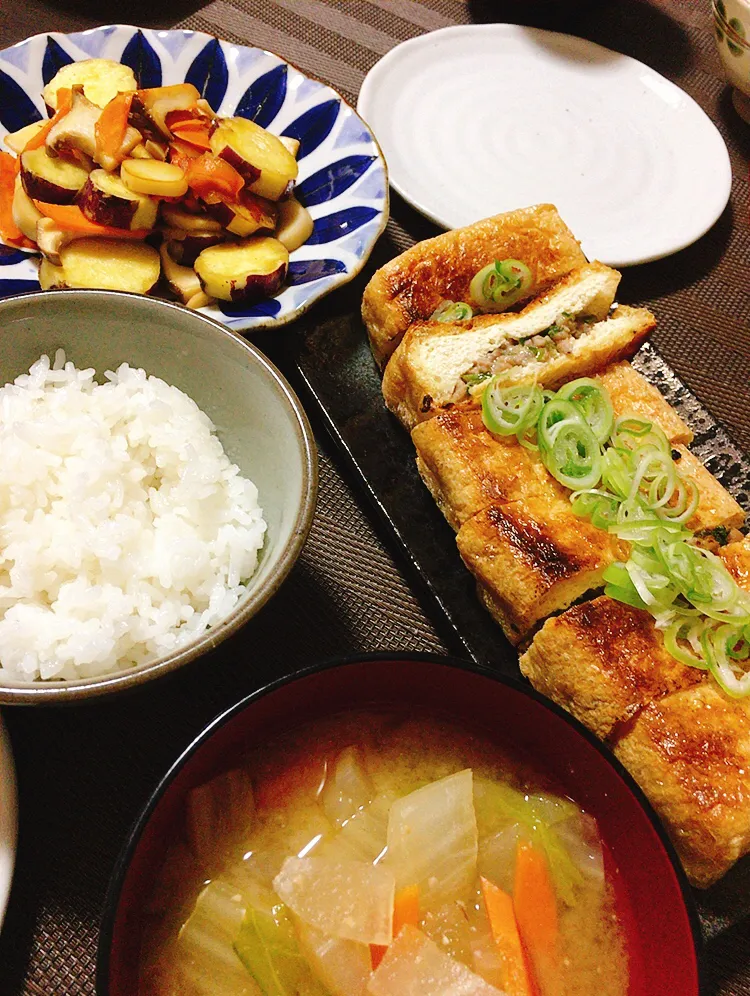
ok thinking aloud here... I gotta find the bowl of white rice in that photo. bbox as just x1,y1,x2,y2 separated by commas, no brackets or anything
0,290,317,704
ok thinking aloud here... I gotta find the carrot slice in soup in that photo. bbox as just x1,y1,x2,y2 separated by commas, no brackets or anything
371,883,420,969
513,843,561,996
480,876,535,996
170,119,212,151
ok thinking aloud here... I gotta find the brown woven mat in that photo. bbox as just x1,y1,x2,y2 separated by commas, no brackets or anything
0,2,749,994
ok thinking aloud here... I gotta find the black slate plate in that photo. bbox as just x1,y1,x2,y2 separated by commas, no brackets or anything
276,273,750,942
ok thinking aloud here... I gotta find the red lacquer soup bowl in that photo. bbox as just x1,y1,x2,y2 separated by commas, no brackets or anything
97,653,702,995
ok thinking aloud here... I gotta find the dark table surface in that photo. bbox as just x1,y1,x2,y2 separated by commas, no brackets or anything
0,1,749,994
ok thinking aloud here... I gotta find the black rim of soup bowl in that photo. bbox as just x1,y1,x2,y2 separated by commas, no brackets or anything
96,651,704,994
0,290,318,704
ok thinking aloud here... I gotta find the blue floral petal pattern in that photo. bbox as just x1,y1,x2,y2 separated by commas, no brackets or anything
0,69,42,132
307,206,380,245
287,259,347,285
235,64,287,128
219,298,282,318
296,155,376,207
42,37,74,88
0,246,35,265
186,38,228,112
120,30,162,89
282,99,340,160
0,279,40,297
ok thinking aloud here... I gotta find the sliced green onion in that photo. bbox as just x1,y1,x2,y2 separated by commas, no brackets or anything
702,624,750,698
556,378,614,444
461,370,492,388
537,397,587,442
602,563,649,610
477,369,750,695
430,300,473,322
481,380,543,437
600,448,634,500
663,619,709,670
469,258,532,312
611,416,653,438
602,562,635,590
539,423,602,491
611,416,670,456
571,490,619,528
536,398,602,490
658,479,699,524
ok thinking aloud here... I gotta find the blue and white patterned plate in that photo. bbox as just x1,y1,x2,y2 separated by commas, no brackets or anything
0,25,389,331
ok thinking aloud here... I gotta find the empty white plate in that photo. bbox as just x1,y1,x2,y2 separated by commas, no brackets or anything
0,715,16,935
358,25,731,266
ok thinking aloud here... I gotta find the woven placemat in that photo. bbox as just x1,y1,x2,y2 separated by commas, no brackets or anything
0,2,749,994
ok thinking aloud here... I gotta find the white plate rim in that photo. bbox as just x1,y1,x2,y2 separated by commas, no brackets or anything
0,713,17,935
357,23,732,267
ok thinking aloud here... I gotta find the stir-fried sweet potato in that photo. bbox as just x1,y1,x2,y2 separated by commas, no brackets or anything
0,61,311,305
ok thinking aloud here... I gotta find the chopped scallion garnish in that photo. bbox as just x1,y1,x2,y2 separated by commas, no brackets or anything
478,375,750,693
469,258,532,313
430,300,473,322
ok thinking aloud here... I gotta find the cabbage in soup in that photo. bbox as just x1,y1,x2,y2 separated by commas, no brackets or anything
140,712,628,996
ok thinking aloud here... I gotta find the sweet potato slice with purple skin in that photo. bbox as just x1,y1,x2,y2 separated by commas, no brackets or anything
129,83,201,140
44,237,161,294
194,236,288,302
202,190,277,238
209,117,298,201
20,146,89,205
163,228,226,267
77,169,157,231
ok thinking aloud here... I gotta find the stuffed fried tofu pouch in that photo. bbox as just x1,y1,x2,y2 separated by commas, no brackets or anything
455,496,621,646
412,405,569,532
383,262,655,430
412,361,695,532
519,596,704,741
362,203,587,368
520,537,750,889
614,684,750,888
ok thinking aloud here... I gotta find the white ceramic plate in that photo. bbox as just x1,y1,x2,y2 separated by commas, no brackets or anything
358,24,731,266
0,714,16,934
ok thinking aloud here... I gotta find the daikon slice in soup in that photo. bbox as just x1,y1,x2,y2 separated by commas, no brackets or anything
139,711,629,996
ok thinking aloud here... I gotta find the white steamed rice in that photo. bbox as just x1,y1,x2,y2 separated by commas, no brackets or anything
0,350,267,682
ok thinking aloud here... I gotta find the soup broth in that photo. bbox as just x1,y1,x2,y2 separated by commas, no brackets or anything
140,711,629,996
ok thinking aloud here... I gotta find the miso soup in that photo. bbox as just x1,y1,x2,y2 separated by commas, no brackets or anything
140,712,629,996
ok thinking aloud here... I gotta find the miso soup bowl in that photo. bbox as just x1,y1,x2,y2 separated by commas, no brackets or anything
97,653,702,996
0,291,317,704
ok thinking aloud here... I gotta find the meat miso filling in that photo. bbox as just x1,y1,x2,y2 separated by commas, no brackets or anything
454,312,598,401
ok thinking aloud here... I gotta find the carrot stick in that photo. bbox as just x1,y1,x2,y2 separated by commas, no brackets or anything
31,201,149,239
169,141,203,167
186,153,244,200
480,876,535,996
95,91,133,164
24,88,72,152
513,843,561,996
370,883,420,970
170,119,212,151
0,152,34,248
